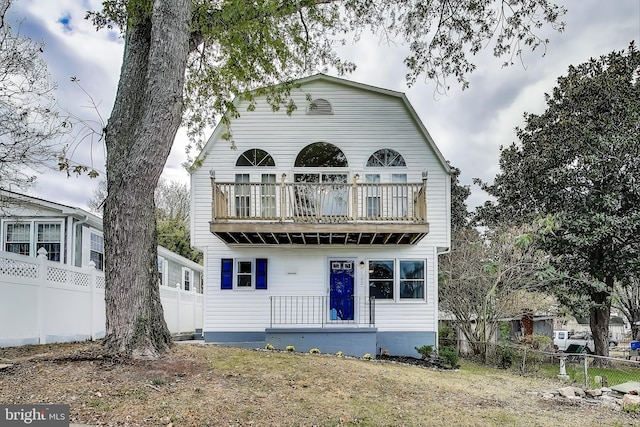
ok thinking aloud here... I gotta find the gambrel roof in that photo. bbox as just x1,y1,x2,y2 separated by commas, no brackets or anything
195,73,450,175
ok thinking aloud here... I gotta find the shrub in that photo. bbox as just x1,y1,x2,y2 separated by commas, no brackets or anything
438,324,455,347
335,351,344,357
286,345,295,352
439,346,459,369
362,353,373,360
415,345,434,359
497,346,517,369
265,343,275,351
309,348,321,354
520,334,553,350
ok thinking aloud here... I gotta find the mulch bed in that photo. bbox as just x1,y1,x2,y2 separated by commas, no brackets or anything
377,354,453,369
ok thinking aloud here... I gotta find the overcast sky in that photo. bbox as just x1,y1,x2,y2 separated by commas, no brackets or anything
6,0,640,212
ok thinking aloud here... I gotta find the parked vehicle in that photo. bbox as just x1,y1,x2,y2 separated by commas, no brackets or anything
553,330,595,353
553,330,617,353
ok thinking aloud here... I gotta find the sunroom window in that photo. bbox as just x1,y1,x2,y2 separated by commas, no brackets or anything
4,221,62,261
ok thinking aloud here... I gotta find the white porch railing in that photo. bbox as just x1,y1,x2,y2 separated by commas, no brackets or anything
0,249,203,348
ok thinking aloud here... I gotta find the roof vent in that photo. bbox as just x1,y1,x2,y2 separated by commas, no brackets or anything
308,98,332,115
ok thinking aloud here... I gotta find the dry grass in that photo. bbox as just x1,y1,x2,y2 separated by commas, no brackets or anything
0,341,638,426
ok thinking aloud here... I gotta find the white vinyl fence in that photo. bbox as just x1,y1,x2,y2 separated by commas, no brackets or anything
0,250,203,348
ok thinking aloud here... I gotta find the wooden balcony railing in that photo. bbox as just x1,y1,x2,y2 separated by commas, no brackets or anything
210,173,428,223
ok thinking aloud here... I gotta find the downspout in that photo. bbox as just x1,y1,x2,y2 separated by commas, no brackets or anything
435,246,451,350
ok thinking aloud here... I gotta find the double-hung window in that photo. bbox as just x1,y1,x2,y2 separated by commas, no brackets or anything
158,257,167,286
89,233,104,270
391,174,408,218
261,174,277,218
236,260,253,288
182,267,192,291
399,260,425,299
365,174,381,218
5,223,30,255
37,223,62,261
4,221,62,261
235,174,251,217
221,258,268,290
368,259,425,301
368,260,394,299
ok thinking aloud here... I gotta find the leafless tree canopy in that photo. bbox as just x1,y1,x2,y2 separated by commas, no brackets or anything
0,0,69,193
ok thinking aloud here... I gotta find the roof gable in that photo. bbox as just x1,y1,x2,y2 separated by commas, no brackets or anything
194,74,450,174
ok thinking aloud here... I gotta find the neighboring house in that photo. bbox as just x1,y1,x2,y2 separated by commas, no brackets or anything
190,74,451,357
0,190,203,293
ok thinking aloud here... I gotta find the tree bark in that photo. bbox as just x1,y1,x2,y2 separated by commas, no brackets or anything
589,276,613,358
103,0,191,359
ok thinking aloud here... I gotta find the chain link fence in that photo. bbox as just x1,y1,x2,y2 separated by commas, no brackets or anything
443,339,640,388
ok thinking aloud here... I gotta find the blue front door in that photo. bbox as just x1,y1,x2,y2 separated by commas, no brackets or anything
329,260,354,321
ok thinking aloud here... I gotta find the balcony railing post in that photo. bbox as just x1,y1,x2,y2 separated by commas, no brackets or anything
210,169,216,221
352,174,359,221
422,170,428,221
280,173,286,221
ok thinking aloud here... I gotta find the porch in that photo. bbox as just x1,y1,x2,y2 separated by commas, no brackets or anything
266,295,377,355
209,173,429,245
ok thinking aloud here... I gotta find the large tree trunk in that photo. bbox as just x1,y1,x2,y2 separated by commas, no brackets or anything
103,0,191,359
589,276,613,357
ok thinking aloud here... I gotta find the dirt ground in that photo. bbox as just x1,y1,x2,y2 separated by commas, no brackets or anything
0,341,638,426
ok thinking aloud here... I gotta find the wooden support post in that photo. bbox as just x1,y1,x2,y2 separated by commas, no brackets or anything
280,174,286,222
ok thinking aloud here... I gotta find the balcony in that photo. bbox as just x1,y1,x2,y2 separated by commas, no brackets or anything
209,173,429,245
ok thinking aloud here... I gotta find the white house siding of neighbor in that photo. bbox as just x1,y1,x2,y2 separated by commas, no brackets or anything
0,191,204,347
190,74,451,357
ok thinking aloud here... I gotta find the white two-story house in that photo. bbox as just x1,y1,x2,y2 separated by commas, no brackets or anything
190,74,451,357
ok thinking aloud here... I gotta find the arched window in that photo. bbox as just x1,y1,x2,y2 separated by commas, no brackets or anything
295,142,348,167
235,149,275,167
366,149,406,167
307,98,333,115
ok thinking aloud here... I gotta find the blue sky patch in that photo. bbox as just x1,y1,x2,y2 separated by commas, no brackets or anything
57,13,72,32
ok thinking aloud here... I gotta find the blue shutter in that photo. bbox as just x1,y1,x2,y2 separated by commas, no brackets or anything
256,258,268,289
221,258,233,289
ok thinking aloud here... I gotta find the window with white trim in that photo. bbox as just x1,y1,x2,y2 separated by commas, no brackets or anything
221,258,268,290
89,233,104,270
182,267,192,291
236,260,253,288
366,149,406,167
4,221,63,261
368,260,394,299
5,223,30,255
235,174,251,217
368,259,426,301
365,174,381,218
158,256,167,286
261,173,276,218
399,260,425,299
